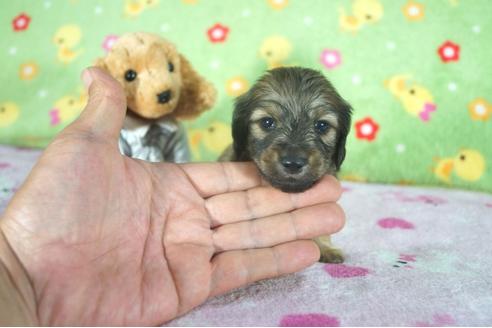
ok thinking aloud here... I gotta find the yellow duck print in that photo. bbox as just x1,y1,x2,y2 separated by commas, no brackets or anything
0,102,20,128
339,0,384,33
385,74,437,122
53,25,83,64
433,149,486,183
50,90,87,126
190,121,232,160
259,36,293,69
124,0,159,18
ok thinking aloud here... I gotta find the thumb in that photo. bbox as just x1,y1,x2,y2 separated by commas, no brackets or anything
72,67,127,141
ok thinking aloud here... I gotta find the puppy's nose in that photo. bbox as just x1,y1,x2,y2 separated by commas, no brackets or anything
280,156,308,174
157,90,172,104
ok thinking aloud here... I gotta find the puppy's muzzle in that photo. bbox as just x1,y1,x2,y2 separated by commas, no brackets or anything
157,90,172,104
279,147,308,175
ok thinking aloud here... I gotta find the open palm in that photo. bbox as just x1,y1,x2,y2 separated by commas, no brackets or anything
0,68,344,325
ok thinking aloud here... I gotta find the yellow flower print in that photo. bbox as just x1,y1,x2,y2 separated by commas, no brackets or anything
402,1,425,21
468,98,491,121
19,61,39,80
225,77,249,97
267,0,288,10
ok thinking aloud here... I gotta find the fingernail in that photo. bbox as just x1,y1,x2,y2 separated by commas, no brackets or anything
81,68,94,89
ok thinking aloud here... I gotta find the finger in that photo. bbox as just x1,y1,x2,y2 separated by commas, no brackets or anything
180,162,266,198
68,67,127,141
212,203,345,252
209,240,319,297
206,175,341,227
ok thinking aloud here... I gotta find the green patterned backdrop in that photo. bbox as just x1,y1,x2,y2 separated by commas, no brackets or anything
1,0,491,192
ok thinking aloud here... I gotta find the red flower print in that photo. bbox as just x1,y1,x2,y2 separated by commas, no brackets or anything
355,117,379,141
437,40,460,63
12,13,31,32
207,23,229,43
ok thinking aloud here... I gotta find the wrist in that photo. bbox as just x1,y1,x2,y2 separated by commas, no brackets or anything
0,225,38,326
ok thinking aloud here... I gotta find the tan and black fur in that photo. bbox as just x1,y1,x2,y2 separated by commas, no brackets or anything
221,67,352,263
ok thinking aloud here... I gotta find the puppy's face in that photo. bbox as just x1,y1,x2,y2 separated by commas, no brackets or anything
232,67,352,193
96,33,182,119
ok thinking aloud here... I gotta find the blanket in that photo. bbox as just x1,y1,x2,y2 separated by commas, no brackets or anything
1,145,491,326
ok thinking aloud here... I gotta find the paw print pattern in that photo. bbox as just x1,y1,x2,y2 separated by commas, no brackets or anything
324,264,370,278
280,313,340,327
378,217,415,229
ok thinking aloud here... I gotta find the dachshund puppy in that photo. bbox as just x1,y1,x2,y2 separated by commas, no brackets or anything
221,67,352,263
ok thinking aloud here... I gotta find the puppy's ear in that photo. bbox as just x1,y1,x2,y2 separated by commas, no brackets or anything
173,54,216,120
231,91,253,161
332,102,353,171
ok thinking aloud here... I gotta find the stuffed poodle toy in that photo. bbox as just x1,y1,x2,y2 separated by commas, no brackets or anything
95,32,216,162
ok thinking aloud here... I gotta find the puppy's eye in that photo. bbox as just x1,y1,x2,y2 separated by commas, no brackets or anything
168,62,174,72
260,117,276,130
315,120,330,134
125,69,137,82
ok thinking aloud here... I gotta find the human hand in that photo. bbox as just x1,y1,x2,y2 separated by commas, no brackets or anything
0,67,344,325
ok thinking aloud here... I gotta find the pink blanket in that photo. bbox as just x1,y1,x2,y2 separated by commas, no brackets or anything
1,145,491,326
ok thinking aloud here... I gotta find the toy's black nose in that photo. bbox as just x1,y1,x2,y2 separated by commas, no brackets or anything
157,90,172,104
280,155,308,174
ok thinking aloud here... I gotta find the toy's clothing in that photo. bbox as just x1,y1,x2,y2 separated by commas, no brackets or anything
118,114,190,163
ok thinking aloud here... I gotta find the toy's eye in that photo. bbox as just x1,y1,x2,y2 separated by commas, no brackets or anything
315,120,330,134
125,69,137,82
260,117,276,130
168,62,174,72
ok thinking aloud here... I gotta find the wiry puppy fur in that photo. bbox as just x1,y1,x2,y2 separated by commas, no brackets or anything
221,67,352,263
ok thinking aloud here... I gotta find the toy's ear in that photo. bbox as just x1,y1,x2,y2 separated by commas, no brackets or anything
93,57,108,71
173,54,216,120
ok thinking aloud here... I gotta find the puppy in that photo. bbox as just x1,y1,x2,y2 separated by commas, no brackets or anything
221,67,352,263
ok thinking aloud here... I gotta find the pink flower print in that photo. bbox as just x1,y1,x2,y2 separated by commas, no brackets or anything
320,49,342,69
419,102,436,121
102,35,119,53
